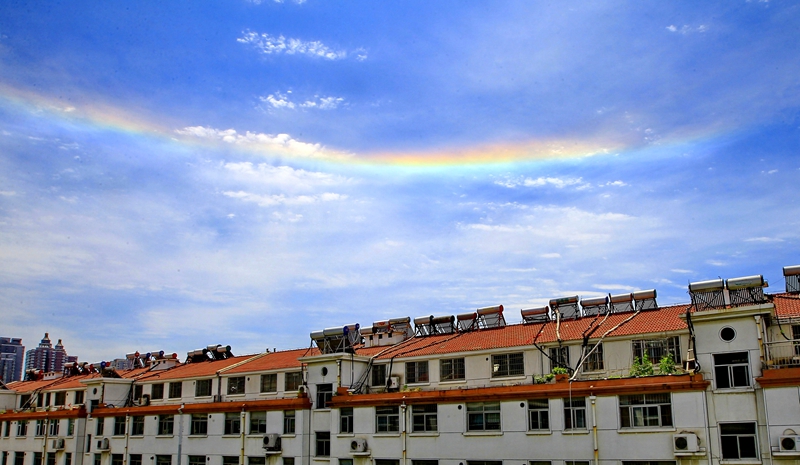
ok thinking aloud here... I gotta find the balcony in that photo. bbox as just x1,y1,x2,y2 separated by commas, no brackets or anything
763,339,800,368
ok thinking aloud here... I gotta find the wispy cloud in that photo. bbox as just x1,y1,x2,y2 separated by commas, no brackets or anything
175,126,353,160
495,176,585,189
223,190,347,207
259,91,345,110
221,162,349,189
666,24,708,34
238,30,365,60
592,284,638,291
744,236,784,243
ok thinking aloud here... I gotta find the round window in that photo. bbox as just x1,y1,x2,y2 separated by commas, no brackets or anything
720,326,736,342
321,367,328,376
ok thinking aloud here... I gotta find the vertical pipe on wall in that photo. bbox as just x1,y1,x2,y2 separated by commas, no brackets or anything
590,396,598,465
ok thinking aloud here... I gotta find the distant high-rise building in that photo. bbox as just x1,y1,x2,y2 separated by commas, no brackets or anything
24,333,77,374
0,337,25,384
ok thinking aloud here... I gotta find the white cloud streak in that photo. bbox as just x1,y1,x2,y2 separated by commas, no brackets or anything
259,92,345,110
238,30,364,60
223,190,347,207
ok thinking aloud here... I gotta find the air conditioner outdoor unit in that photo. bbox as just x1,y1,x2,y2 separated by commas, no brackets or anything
141,394,151,406
779,436,800,453
388,377,400,390
96,438,110,451
674,434,699,453
350,438,368,453
262,434,281,451
52,438,65,450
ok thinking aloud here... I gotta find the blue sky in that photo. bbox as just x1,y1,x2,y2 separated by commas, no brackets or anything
0,1,798,363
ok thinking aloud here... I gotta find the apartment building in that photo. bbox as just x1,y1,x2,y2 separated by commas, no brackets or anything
2,266,800,465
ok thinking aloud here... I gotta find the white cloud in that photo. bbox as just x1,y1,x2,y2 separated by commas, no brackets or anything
592,284,637,291
0,191,16,196
495,176,585,189
604,180,627,187
259,92,345,111
223,190,347,207
666,24,708,34
238,31,353,60
261,92,296,109
671,269,693,274
744,236,784,243
706,260,726,266
540,253,561,258
221,162,349,189
175,126,353,160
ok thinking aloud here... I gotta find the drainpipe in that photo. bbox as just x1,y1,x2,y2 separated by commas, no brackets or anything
401,401,407,465
124,415,130,465
701,390,713,465
590,396,598,465
177,404,184,465
43,416,50,461
337,360,342,389
240,409,246,465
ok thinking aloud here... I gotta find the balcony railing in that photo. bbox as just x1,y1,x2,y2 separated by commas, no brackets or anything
763,339,800,368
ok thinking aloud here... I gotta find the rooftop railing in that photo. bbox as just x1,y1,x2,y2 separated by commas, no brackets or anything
763,339,800,368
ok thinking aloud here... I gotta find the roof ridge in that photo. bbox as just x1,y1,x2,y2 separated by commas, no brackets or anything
217,351,271,374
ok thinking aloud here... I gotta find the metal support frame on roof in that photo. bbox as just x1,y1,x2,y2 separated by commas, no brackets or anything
609,293,634,313
476,305,506,329
689,279,726,310
549,295,580,320
580,296,608,317
521,306,549,324
784,265,800,294
311,324,360,354
414,315,456,336
633,289,658,311
727,275,767,307
457,312,478,332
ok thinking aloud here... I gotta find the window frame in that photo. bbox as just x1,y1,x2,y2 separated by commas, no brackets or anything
283,410,296,434
315,432,330,457
260,374,277,393
440,358,465,382
316,383,333,409
131,416,144,436
527,399,550,431
371,365,387,387
113,416,126,436
405,361,429,384
491,353,524,378
632,336,682,365
151,383,164,400
564,397,587,430
227,377,246,395
713,352,751,389
466,402,501,431
411,404,437,433
549,347,570,372
720,422,759,460
224,412,241,435
285,372,302,392
195,379,212,398
168,382,182,399
249,412,266,435
376,405,400,433
619,393,673,428
339,407,354,434
157,415,174,436
190,414,208,436
582,344,604,372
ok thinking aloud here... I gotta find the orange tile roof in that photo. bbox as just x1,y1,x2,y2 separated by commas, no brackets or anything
135,355,257,381
373,304,690,359
225,348,314,374
773,293,800,318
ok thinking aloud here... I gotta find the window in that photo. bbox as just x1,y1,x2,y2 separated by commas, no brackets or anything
411,404,437,432
111,455,122,465
1,452,6,465
47,453,56,465
190,414,208,435
622,462,677,465
36,420,46,437
248,458,265,465
158,415,174,436
582,344,604,372
133,385,143,401
74,391,84,405
131,417,144,436
376,406,400,432
34,453,42,465
151,383,164,400
440,358,465,381
315,432,330,456
564,462,590,465
3,421,8,437
528,399,550,430
282,459,294,465
113,417,125,436
86,434,92,453
194,379,211,397
48,419,59,436
492,353,524,377
95,417,104,436
632,337,681,365
188,457,205,465
720,423,758,460
227,377,245,395
65,454,72,465
564,397,586,429
406,361,429,383
260,374,277,393
54,392,66,406
376,461,400,465
14,453,24,465
285,372,302,391
467,402,501,431
529,462,551,465
340,407,353,434
371,365,387,387
67,419,75,436
224,412,241,435
316,383,333,409
283,410,296,434
249,412,266,434
156,456,171,465
412,462,437,465
19,394,31,409
167,382,182,399
466,462,501,465
340,460,354,465
222,458,238,465
714,352,750,389
17,420,27,437
619,394,673,428
793,325,800,356
549,347,569,371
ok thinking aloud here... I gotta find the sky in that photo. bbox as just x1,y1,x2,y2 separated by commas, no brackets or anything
0,1,798,364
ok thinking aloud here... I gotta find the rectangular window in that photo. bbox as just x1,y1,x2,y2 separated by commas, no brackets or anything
285,372,302,391
530,462,551,465
224,412,241,435
65,454,72,465
316,384,333,409
260,374,277,393
133,385,143,401
564,397,586,430
564,462,590,465
492,353,524,377
111,455,122,465
54,392,66,406
195,379,212,397
151,383,164,400
2,421,8,437
528,399,550,430
621,462,677,465
283,410,295,434
340,460,354,465
376,406,400,432
32,454,42,465
157,415,174,436
412,404,437,432
632,337,681,365
14,453,24,465
315,432,330,457
36,420,46,437
227,377,245,395
222,458,238,465
17,420,27,437
1,452,6,465
168,382,182,399
47,453,56,465
371,365,387,387
131,417,144,436
549,347,569,371
466,462,501,465
95,418,104,436
406,361,429,384
190,414,208,436
67,419,75,436
714,352,750,389
188,457,205,465
582,344,604,372
376,461,400,465
249,412,266,434
340,407,353,434
412,462,437,465
113,417,125,436
440,358,465,381
248,458,265,465
282,459,294,465
155,456,171,465
467,402,501,431
48,419,59,436
720,423,758,460
619,394,673,428
74,391,84,405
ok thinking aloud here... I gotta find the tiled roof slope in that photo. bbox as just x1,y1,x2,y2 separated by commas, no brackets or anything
374,304,690,359
226,348,314,374
773,293,800,318
136,355,256,381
